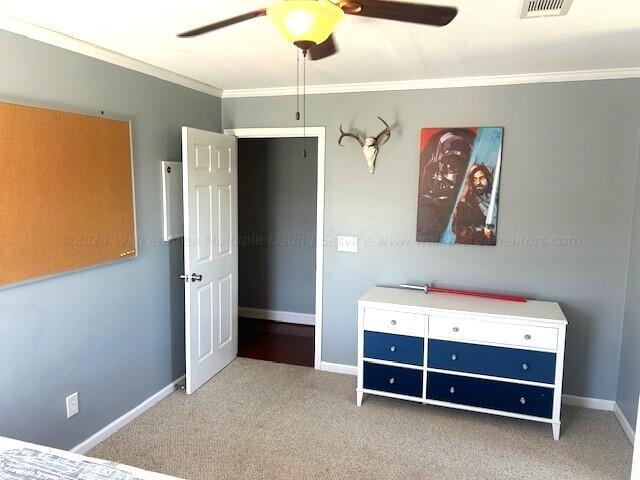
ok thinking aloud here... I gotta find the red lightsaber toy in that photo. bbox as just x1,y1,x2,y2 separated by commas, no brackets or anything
395,283,527,303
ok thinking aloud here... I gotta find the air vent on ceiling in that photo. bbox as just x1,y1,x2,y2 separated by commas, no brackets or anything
521,0,573,18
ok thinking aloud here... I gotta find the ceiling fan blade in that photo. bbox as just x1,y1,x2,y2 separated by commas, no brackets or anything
346,0,457,26
309,35,339,60
178,9,267,37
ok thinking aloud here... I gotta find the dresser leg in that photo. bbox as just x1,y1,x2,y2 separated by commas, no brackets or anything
357,391,364,406
552,423,560,440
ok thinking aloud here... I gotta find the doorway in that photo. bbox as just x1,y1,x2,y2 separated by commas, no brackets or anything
225,127,325,370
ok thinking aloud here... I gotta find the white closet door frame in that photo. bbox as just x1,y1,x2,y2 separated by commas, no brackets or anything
224,127,325,370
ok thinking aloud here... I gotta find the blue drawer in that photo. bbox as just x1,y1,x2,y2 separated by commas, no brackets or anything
428,339,556,384
427,372,554,418
363,362,423,398
364,331,424,366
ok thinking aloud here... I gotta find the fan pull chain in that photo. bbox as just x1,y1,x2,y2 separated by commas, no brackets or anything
303,49,307,158
295,49,301,121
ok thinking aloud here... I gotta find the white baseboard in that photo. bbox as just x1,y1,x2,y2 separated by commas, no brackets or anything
239,307,315,326
320,361,357,376
614,403,636,445
70,375,185,454
68,364,636,456
561,394,615,411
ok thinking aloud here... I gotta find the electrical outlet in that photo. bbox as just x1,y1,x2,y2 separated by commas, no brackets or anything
66,392,79,418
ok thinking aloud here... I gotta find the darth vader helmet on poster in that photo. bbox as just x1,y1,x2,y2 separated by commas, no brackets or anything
424,130,475,200
416,128,476,242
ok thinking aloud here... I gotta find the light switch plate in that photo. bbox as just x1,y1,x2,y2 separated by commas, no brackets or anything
66,392,79,418
337,235,358,253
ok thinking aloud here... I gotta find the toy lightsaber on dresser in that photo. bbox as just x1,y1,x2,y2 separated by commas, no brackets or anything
381,283,527,303
357,286,567,440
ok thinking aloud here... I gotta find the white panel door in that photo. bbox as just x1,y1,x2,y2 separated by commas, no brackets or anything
182,127,238,394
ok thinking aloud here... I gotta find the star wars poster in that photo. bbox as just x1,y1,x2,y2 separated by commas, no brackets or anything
417,127,503,245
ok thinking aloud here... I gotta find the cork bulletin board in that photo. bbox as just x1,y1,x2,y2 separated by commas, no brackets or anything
0,101,136,288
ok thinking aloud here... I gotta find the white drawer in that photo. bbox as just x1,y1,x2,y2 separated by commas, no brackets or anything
428,315,558,351
364,309,426,337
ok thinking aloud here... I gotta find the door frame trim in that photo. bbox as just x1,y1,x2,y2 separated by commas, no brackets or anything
224,127,326,370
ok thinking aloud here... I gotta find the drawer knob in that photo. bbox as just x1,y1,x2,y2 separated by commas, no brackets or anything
524,334,532,340
391,320,397,326
520,397,527,405
389,377,395,385
522,363,529,371
451,354,457,361
449,386,456,394
390,345,396,352
452,327,459,333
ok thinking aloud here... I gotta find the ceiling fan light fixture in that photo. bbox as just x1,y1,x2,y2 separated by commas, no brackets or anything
267,0,344,48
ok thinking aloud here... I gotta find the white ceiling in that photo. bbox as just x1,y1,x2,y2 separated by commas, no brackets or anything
0,0,639,92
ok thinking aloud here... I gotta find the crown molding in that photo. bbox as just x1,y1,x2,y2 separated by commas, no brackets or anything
0,15,223,98
3,14,638,101
222,67,640,98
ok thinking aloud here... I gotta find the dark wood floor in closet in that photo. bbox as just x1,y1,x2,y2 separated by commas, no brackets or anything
238,317,314,367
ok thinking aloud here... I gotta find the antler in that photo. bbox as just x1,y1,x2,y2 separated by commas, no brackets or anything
338,125,364,147
374,117,391,146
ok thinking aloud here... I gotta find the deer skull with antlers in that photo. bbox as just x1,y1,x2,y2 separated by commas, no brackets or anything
338,117,391,174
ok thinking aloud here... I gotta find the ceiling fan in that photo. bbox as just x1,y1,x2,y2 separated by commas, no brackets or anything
177,0,458,60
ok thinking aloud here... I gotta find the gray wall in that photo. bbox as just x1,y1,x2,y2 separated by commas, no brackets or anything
617,139,640,430
238,138,317,314
2,25,638,449
223,79,640,401
0,30,220,449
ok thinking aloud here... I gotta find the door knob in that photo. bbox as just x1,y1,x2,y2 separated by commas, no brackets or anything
180,273,203,282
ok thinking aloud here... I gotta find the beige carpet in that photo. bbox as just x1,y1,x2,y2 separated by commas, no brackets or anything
89,357,633,480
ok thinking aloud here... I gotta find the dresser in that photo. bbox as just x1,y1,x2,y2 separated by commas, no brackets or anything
357,287,568,440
